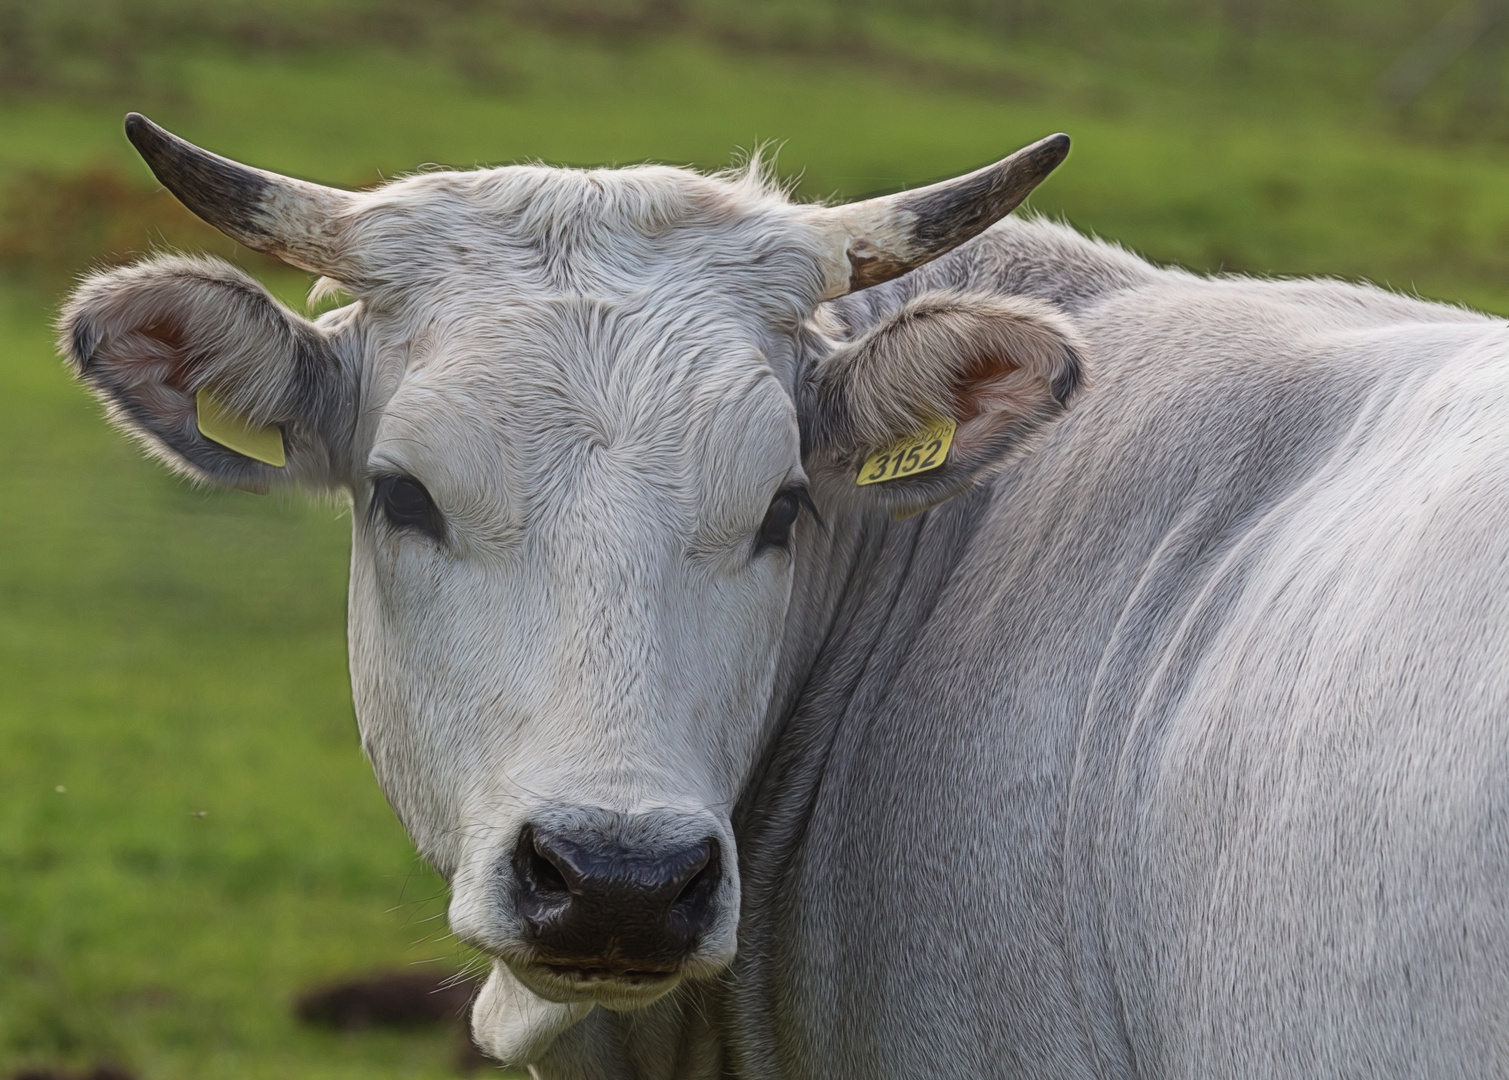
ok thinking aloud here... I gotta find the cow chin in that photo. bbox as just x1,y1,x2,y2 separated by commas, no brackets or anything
470,962,598,1065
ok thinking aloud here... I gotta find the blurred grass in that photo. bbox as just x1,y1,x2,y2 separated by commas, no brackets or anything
6,1,1509,1077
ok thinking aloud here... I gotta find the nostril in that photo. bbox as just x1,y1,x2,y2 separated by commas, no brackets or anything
672,838,720,912
513,825,572,898
529,839,570,893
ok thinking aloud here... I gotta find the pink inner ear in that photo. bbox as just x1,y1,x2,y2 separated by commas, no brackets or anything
951,350,1055,457
135,316,195,391
954,350,1020,422
96,314,200,437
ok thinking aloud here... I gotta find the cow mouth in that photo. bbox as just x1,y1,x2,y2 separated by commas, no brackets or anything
507,956,685,1008
540,962,677,985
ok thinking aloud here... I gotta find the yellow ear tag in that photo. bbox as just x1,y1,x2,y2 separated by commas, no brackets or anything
195,387,286,468
856,417,956,486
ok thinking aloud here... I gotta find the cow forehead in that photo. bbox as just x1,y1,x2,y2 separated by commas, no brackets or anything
377,285,794,417
339,164,821,535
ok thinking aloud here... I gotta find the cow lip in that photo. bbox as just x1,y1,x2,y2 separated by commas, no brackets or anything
539,961,680,985
504,956,684,1008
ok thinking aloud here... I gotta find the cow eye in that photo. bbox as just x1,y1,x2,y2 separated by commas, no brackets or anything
372,474,444,541
755,486,809,553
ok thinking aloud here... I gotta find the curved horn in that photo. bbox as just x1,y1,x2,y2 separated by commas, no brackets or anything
822,133,1070,297
124,112,358,277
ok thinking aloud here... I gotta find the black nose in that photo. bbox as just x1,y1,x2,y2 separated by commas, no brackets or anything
512,824,721,975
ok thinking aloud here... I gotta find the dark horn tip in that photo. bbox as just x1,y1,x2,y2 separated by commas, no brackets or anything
124,112,166,155
1037,133,1071,163
118,112,272,245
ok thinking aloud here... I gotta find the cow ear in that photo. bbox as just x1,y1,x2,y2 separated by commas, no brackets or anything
804,290,1086,516
59,255,358,493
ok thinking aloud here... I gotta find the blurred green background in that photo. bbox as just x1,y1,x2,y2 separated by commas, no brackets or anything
4,1,1509,1077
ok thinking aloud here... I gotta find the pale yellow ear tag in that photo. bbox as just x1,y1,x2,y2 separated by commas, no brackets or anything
856,417,956,486
195,387,286,468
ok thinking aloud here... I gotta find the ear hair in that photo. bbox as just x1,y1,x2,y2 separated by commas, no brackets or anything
809,290,1085,463
59,254,351,490
63,255,311,416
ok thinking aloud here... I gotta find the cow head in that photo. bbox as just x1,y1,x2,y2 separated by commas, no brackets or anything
60,115,1084,1062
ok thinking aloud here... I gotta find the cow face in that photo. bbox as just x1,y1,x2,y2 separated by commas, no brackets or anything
60,115,1082,1059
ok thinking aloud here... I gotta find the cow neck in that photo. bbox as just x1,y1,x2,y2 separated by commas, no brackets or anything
723,484,997,1068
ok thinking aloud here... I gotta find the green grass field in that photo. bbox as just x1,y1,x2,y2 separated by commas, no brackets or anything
4,2,1509,1076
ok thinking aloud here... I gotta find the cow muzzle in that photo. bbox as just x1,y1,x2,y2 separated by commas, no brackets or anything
476,806,737,1008
516,823,720,970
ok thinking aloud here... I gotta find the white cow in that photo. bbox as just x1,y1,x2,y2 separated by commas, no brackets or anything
61,114,1509,1078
